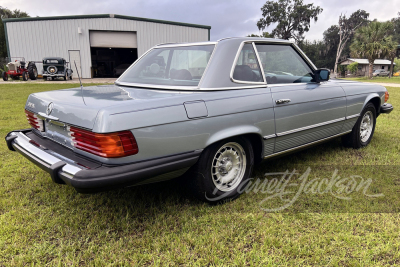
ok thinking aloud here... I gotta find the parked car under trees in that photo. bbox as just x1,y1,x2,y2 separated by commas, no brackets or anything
5,37,393,202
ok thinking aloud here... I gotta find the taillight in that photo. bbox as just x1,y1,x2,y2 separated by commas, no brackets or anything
25,109,44,131
68,126,138,158
385,91,389,103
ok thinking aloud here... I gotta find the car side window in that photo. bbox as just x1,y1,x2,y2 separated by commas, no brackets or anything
232,43,263,83
255,44,314,84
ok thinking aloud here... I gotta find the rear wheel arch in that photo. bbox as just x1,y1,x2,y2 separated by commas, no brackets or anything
204,129,264,165
241,133,264,164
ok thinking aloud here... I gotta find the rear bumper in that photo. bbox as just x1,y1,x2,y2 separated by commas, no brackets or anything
43,74,65,77
5,129,200,193
380,103,393,114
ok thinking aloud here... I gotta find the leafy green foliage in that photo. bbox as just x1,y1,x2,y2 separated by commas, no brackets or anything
256,0,323,42
394,58,400,73
347,62,358,74
297,40,331,69
391,12,400,43
350,21,397,78
247,32,273,38
0,6,29,58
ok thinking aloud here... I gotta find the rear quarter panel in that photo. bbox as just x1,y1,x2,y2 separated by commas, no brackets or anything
91,88,275,164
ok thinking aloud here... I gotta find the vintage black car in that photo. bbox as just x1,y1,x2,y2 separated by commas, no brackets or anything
42,57,73,80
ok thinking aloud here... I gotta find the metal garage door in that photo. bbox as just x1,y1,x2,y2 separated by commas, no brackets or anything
89,31,137,48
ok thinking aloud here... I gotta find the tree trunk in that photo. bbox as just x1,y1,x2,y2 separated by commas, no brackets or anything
368,62,373,79
389,56,394,78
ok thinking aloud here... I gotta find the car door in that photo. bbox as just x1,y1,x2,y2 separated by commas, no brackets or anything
254,43,347,153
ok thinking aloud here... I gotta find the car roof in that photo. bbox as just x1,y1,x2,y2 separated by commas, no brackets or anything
155,37,292,48
43,57,65,61
117,37,312,90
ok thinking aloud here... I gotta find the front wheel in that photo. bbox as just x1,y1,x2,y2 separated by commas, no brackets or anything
22,71,29,81
186,137,254,203
2,71,8,81
342,102,376,148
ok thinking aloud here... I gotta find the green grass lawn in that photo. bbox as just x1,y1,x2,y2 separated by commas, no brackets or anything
344,76,400,84
1,83,400,266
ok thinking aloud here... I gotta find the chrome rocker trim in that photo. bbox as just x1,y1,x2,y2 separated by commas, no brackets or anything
264,130,352,159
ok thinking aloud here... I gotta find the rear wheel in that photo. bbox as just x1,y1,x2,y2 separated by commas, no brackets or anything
2,72,8,81
27,62,37,80
22,71,28,81
186,137,254,203
342,103,376,148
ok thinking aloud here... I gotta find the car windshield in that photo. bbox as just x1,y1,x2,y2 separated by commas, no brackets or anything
118,45,215,87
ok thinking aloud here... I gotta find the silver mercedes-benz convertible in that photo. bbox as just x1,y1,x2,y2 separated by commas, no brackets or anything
5,37,393,202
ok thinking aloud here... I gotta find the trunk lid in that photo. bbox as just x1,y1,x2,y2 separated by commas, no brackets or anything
26,84,200,130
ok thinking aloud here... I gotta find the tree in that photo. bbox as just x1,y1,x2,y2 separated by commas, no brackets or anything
393,58,400,73
350,21,397,78
297,40,330,68
256,0,323,42
0,6,29,58
391,12,400,43
247,32,273,38
389,12,400,77
347,62,358,75
333,10,369,76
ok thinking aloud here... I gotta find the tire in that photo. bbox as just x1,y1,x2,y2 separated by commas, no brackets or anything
186,137,254,203
27,62,37,80
342,102,376,149
63,74,67,81
22,72,28,81
43,76,47,81
2,71,8,81
51,77,54,81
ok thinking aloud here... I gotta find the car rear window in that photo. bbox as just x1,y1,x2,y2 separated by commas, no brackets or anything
46,60,59,64
118,45,215,87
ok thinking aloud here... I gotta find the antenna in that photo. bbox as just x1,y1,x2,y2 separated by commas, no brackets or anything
74,61,86,105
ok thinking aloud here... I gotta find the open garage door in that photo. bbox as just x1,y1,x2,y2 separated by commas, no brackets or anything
90,31,138,77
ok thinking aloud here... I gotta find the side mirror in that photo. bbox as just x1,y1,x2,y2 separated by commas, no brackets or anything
314,69,330,83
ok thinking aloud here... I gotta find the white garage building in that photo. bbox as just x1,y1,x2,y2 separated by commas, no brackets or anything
3,14,211,78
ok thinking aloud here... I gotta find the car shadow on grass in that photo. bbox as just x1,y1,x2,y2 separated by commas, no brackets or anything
66,137,348,210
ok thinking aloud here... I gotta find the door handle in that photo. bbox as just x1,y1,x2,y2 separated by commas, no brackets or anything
275,99,291,104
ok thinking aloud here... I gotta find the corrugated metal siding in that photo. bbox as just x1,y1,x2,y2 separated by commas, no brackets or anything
6,18,208,78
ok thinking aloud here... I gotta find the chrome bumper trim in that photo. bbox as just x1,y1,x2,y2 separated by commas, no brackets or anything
8,131,83,183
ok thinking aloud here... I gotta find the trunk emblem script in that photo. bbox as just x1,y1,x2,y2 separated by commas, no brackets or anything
46,102,54,116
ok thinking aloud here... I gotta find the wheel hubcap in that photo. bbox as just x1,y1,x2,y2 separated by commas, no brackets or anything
360,111,374,143
211,142,246,192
